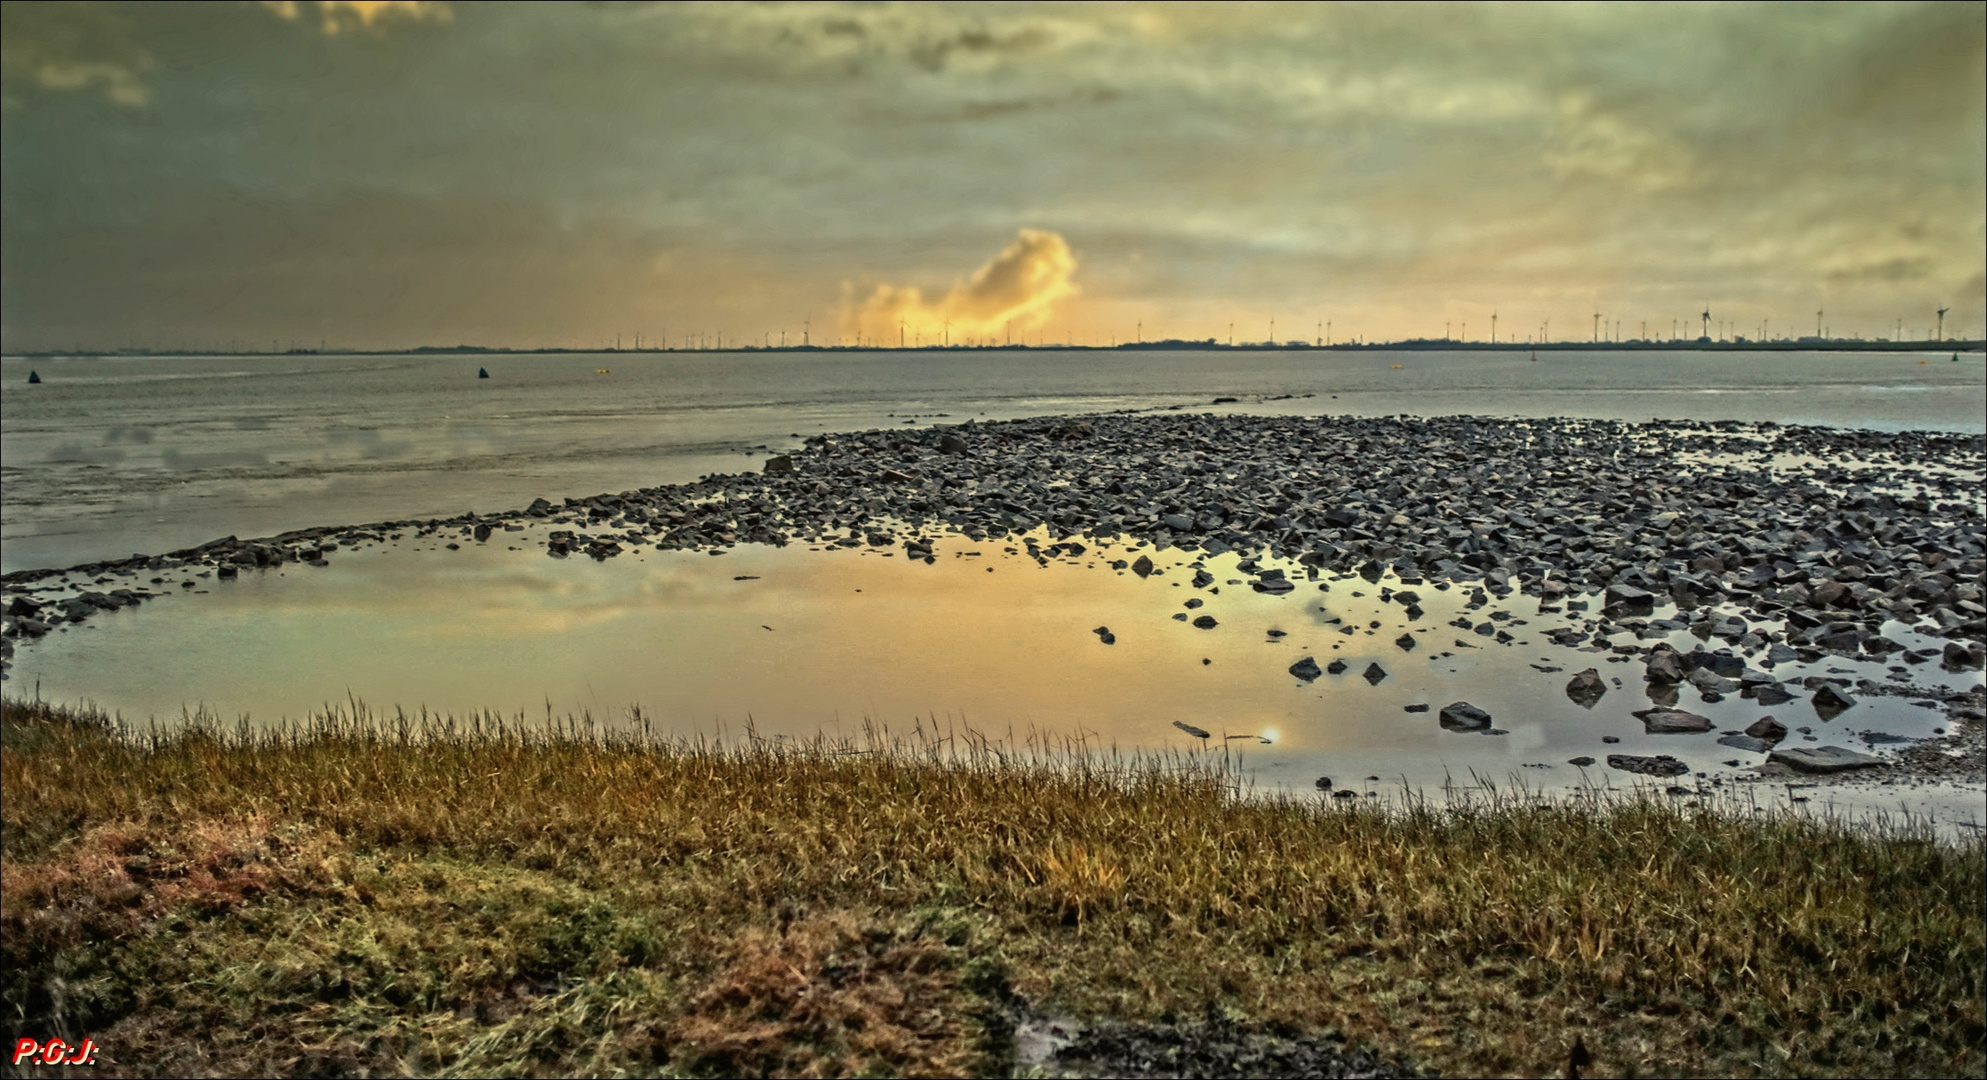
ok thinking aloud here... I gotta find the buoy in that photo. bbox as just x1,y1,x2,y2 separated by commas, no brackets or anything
596,368,610,374
478,367,490,379
1389,363,1403,369
27,370,40,384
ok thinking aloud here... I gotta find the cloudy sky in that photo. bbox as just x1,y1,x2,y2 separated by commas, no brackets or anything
3,0,1982,351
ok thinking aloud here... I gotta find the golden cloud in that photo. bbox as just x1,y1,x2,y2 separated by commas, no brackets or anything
261,1,452,36
844,229,1079,344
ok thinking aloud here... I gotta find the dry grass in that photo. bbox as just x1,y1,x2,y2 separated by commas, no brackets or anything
3,696,1982,1078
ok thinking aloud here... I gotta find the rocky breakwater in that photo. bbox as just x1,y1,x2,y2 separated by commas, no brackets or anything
4,414,1984,694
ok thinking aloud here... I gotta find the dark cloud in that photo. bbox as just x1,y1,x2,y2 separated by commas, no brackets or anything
2,1,1981,349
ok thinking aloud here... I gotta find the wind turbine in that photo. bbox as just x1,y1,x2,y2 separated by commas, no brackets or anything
1593,312,1603,344
1490,310,1497,344
1700,307,1710,340
1937,307,1949,341
1816,309,1824,338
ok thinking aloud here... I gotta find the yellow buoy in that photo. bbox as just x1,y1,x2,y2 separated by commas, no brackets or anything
1389,363,1403,369
596,368,611,374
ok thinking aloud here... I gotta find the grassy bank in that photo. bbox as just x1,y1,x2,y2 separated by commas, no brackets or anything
3,698,1982,1078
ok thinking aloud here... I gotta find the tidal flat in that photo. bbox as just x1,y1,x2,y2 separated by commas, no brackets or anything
2,410,1984,1076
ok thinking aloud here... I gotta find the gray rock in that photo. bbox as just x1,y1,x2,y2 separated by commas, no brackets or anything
763,455,794,474
1565,668,1607,707
1752,684,1796,705
938,433,969,455
1810,684,1858,720
1568,756,1596,767
1768,745,1886,773
1717,733,1772,753
1744,716,1788,743
1326,659,1348,675
1404,703,1430,713
1438,701,1492,731
1192,614,1219,630
1605,584,1656,612
1289,657,1322,682
1688,668,1739,695
1132,555,1155,578
1607,754,1691,777
1394,633,1416,651
1645,649,1685,684
1634,707,1714,733
1362,662,1388,685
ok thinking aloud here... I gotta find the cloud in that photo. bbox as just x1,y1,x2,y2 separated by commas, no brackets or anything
843,230,1079,343
260,1,452,37
0,2,153,107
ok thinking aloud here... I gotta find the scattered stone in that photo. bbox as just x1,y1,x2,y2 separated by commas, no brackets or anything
1325,659,1348,675
1769,745,1886,773
1565,668,1607,707
1568,756,1596,767
1810,684,1858,720
1745,716,1788,743
1362,662,1388,685
1717,733,1772,753
1192,615,1219,630
1289,657,1322,682
1394,633,1416,651
1172,721,1211,740
1438,701,1492,731
1634,707,1715,733
1404,703,1429,713
1607,753,1690,776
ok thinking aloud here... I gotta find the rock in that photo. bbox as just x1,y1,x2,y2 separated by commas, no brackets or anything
526,497,554,516
1945,641,1985,670
1645,648,1685,684
1568,756,1596,767
1438,701,1492,731
1810,684,1858,720
1362,662,1388,685
473,523,492,542
1688,668,1739,695
763,455,794,474
1394,633,1416,651
1164,513,1194,531
1565,668,1607,707
1192,615,1218,630
216,565,238,579
1605,584,1656,613
1326,659,1348,675
1752,684,1796,705
1404,703,1429,713
1132,555,1155,578
1289,657,1323,682
1744,716,1788,742
1172,721,1211,740
938,433,969,455
1768,745,1886,773
1717,733,1772,753
1192,569,1215,588
1634,707,1714,733
1607,754,1690,777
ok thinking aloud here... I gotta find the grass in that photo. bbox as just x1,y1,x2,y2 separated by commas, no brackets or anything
3,697,1982,1078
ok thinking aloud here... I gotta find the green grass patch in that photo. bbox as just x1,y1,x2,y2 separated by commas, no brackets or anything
4,697,1982,1077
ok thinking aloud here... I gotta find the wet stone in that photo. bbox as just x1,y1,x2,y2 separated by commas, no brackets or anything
1607,753,1691,777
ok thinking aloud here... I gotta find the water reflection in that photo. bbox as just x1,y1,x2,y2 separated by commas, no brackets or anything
10,528,1980,829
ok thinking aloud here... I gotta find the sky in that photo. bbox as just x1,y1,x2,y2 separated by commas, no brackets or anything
2,0,1982,351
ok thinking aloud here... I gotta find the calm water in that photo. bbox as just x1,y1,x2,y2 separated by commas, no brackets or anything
3,348,1982,573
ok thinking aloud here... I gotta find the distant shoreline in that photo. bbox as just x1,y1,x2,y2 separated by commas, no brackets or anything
6,340,1982,359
